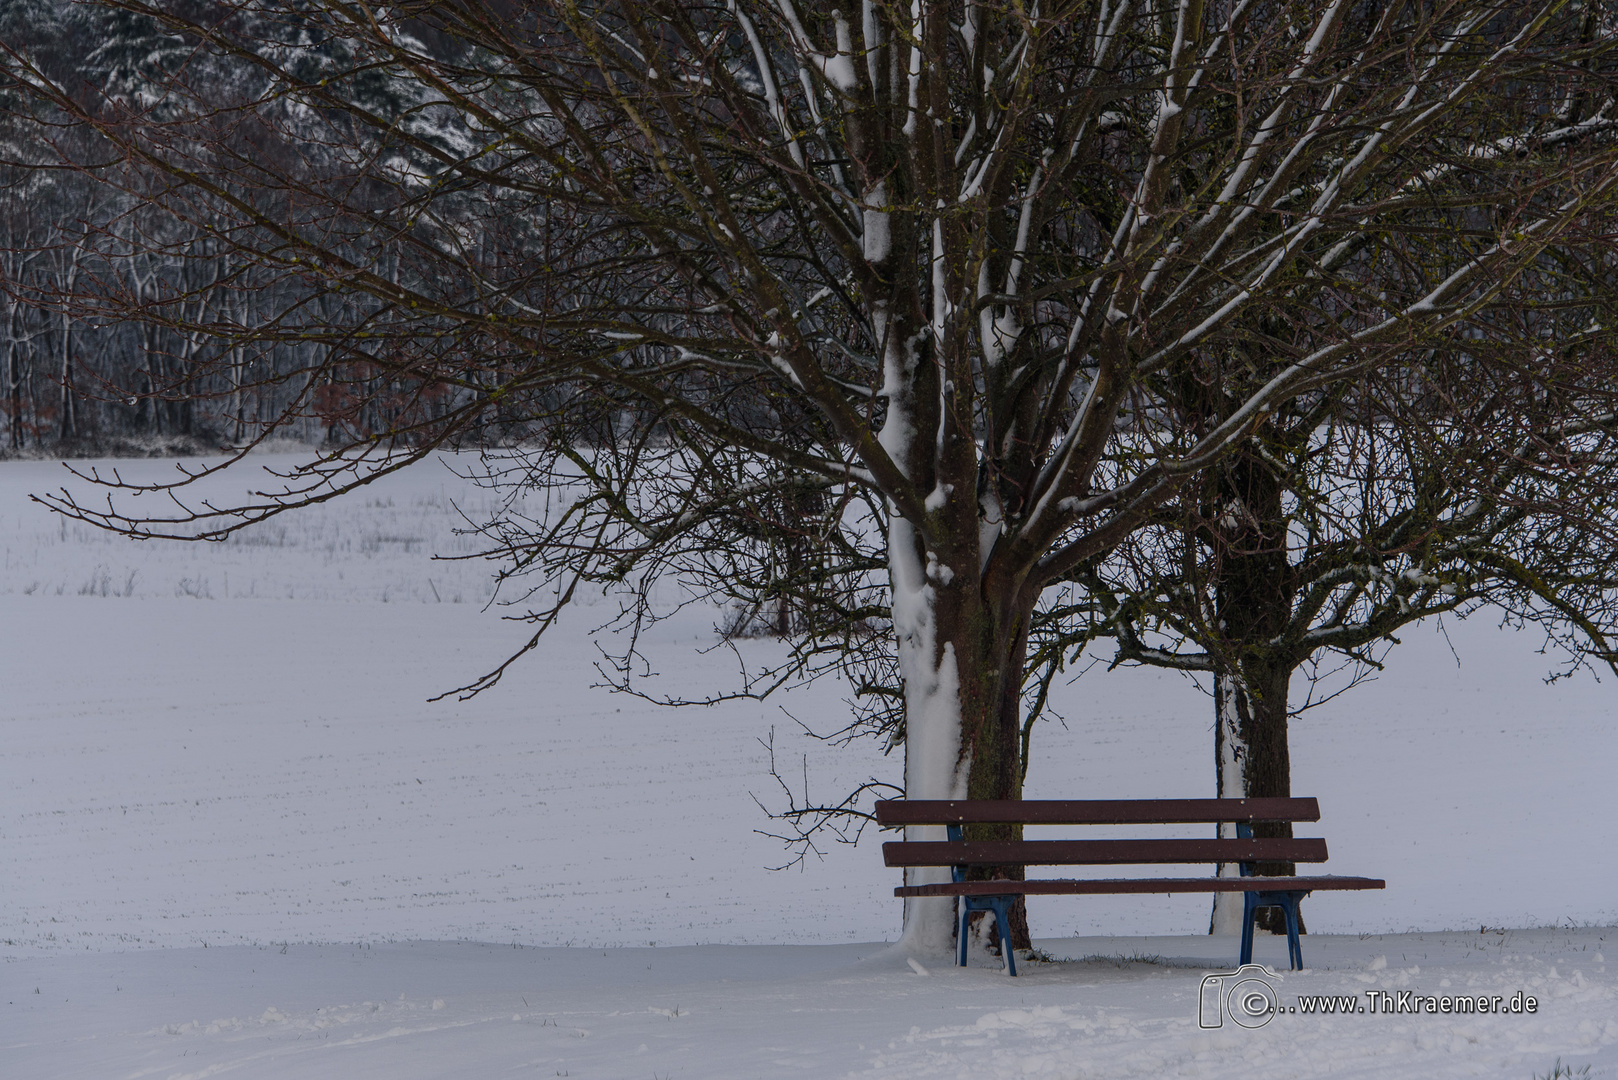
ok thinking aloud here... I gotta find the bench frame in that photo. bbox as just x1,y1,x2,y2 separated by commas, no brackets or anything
877,798,1384,975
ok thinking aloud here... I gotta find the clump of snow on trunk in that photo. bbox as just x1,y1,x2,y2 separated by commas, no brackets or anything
1210,672,1247,936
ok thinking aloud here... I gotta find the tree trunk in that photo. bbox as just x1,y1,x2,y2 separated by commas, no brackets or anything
960,610,1034,956
1210,663,1300,935
1210,672,1247,936
58,312,76,443
891,516,1036,958
6,301,22,450
892,516,971,953
1206,443,1300,936
56,252,82,445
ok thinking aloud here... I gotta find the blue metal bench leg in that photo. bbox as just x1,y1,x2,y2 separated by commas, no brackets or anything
947,832,1018,976
991,897,1017,977
1239,891,1258,966
958,895,1018,975
1282,894,1304,971
1240,890,1307,970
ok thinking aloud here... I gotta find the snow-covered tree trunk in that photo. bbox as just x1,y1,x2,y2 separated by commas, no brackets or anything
874,278,1034,952
891,513,1036,953
890,517,969,950
1209,653,1298,932
893,642,1039,951
1210,671,1248,936
1209,663,1295,934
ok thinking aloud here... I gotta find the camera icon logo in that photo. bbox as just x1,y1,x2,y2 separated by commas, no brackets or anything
1198,964,1281,1029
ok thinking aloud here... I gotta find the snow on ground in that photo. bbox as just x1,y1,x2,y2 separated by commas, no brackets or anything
3,452,1616,1078
8,932,1616,1079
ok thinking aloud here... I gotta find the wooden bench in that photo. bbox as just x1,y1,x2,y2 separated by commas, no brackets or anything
876,797,1384,975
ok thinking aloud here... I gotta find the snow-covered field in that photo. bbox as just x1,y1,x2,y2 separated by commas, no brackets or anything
3,452,1615,1078
10,930,1616,1080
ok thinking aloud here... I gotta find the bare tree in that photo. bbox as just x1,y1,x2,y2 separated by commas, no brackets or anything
1077,325,1618,933
0,189,48,449
6,0,1618,954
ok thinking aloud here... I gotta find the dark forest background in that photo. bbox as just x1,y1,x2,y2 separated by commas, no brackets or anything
1,0,475,455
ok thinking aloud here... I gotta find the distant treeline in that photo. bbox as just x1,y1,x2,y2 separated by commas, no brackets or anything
1,0,483,456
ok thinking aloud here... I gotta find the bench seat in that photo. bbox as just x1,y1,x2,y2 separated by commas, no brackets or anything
894,875,1386,898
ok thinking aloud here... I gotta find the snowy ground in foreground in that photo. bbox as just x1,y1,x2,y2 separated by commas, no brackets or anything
8,931,1616,1079
3,452,1616,1077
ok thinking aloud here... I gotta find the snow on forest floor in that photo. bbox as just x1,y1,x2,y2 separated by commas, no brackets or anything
3,451,1616,1078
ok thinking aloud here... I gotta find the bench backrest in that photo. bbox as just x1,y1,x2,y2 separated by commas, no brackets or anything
874,797,1320,827
882,836,1327,868
876,799,1326,872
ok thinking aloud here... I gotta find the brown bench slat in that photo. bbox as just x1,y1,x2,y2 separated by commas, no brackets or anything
883,837,1327,867
894,875,1386,898
874,798,1320,827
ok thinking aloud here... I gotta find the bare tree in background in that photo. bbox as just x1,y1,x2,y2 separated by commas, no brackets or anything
1074,321,1618,934
6,0,1618,954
